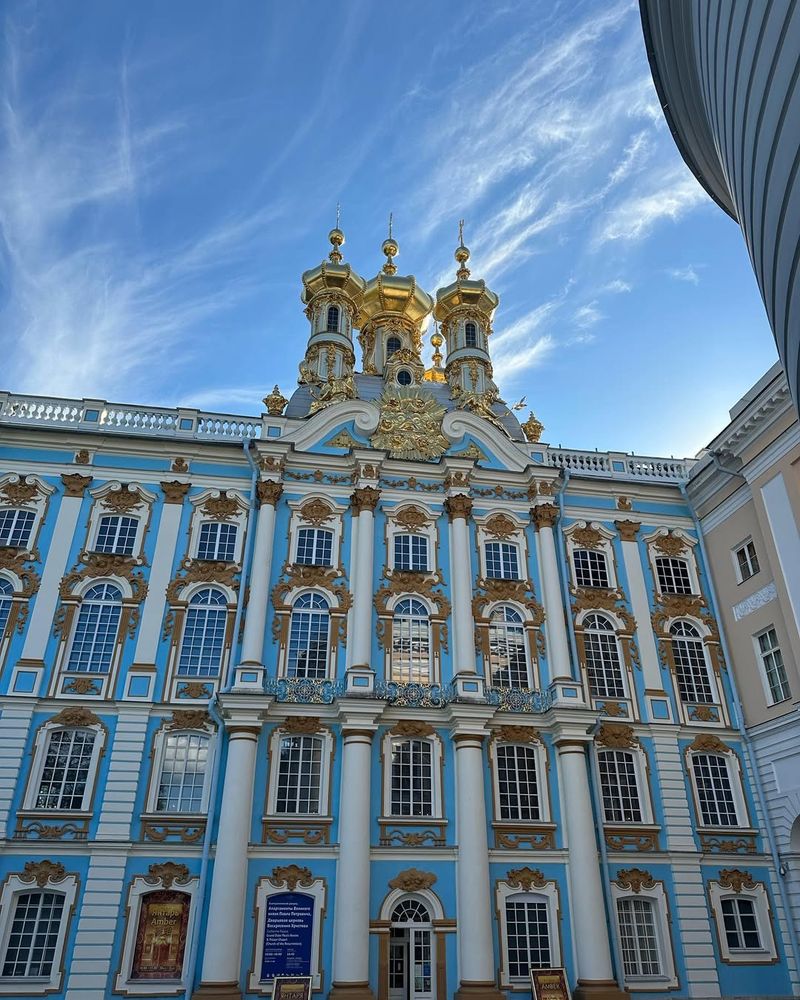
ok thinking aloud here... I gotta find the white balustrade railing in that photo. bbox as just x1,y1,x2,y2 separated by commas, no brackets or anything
544,446,694,481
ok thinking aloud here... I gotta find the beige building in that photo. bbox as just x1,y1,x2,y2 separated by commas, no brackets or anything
688,362,800,942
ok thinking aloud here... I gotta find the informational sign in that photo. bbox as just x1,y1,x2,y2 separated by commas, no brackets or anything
272,976,313,1000
530,967,572,1000
260,892,314,980
131,890,190,980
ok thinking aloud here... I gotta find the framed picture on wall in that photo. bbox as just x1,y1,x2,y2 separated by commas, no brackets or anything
531,968,572,1000
272,975,313,1000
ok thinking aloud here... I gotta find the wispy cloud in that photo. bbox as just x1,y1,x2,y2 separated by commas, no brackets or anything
493,334,556,382
666,264,701,285
603,279,633,293
574,301,603,328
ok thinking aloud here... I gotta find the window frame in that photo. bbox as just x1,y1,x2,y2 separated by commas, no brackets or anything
610,876,677,989
285,592,331,680
91,513,140,556
64,581,124,674
294,527,334,568
732,538,760,584
708,876,777,964
668,619,720,708
489,737,550,824
389,597,433,685
393,533,429,573
381,730,444,821
687,745,750,831
84,482,155,562
753,626,791,706
580,612,629,701
484,541,521,581
175,587,230,679
266,724,333,819
0,508,36,550
495,876,561,988
595,746,653,826
0,474,55,560
145,725,215,816
486,603,533,689
196,520,238,562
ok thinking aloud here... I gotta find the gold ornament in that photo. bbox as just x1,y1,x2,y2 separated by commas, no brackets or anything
74,450,91,465
390,720,435,739
0,478,41,506
444,495,472,521
20,860,67,887
616,496,633,511
521,412,544,443
61,473,92,497
571,525,603,550
171,457,189,473
654,532,687,557
167,709,212,730
270,864,314,891
264,385,289,416
507,867,547,890
103,488,144,515
370,387,449,462
144,862,191,888
718,869,756,893
595,723,638,749
201,492,241,521
394,506,428,533
689,734,731,754
281,717,325,735
161,481,190,504
615,868,656,893
299,499,334,526
50,707,101,727
491,726,542,745
257,481,283,507
531,503,558,529
388,868,437,892
615,520,641,542
351,487,380,514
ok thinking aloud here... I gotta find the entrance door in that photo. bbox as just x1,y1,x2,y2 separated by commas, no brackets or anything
388,899,435,1000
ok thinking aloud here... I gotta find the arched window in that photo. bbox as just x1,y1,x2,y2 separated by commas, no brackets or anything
465,322,478,348
669,621,713,703
93,515,138,556
597,749,643,823
574,549,610,588
485,541,520,580
197,522,237,562
386,335,402,358
2,890,66,978
326,305,339,332
276,734,324,814
67,583,122,673
177,588,227,677
496,743,540,820
616,896,662,976
296,527,333,567
391,898,430,924
583,613,625,699
35,728,96,810
488,605,530,688
691,753,739,826
394,533,428,572
0,578,13,637
389,899,433,998
0,507,36,548
655,556,693,594
156,732,210,813
288,593,330,679
391,598,431,683
391,738,433,816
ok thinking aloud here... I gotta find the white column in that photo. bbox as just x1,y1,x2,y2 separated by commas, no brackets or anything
131,482,188,665
451,725,503,1000
532,503,572,680
615,520,664,692
349,488,379,669
345,514,359,670
195,717,260,999
557,740,621,999
445,495,477,675
20,473,91,662
330,716,379,1000
239,481,282,665
761,472,800,628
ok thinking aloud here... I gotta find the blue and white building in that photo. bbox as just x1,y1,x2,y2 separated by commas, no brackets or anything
0,228,797,1000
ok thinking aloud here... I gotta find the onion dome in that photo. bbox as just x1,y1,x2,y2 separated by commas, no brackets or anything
301,227,366,310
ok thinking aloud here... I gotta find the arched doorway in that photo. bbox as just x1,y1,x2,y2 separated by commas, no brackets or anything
389,897,435,1000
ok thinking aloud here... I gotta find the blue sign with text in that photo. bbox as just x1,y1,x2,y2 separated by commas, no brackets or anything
260,893,314,979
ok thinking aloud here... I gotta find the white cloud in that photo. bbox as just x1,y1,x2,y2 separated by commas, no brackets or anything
666,265,701,285
574,301,603,328
603,279,633,293
493,334,556,382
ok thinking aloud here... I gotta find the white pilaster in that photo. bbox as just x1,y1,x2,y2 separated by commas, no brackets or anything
450,716,503,1000
615,520,663,692
349,488,379,669
761,471,800,629
0,701,35,838
131,485,187,665
21,475,91,662
445,495,477,676
195,710,261,998
556,739,619,997
532,503,572,680
64,852,128,1000
239,481,282,665
95,708,150,840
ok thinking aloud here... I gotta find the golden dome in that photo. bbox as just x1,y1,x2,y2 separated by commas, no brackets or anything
356,231,433,328
433,225,499,322
301,228,366,306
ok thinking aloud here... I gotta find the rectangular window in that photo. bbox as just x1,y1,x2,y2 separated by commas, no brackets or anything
36,729,95,810
485,542,520,580
735,540,759,582
574,549,610,588
156,733,209,813
496,744,540,821
505,899,550,976
598,750,643,824
296,528,333,567
1,891,65,978
390,739,433,816
617,897,661,977
692,754,739,827
0,508,35,549
757,628,791,704
393,534,428,572
655,557,693,594
197,522,237,562
721,897,762,951
94,514,138,555
276,736,323,814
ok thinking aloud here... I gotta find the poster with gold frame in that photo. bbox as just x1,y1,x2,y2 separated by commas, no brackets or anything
130,889,190,980
530,967,571,1000
272,975,313,1000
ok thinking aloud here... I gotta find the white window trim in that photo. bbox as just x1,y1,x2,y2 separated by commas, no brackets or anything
385,593,437,685
282,589,334,681
483,600,537,690
667,617,723,709
0,869,79,995
687,749,750,831
114,872,199,994
489,738,551,823
708,877,777,964
144,724,216,816
752,627,790,707
248,874,327,993
577,609,632,702
594,745,653,826
381,730,444,820
731,537,759,584
564,521,618,590
266,725,334,818
474,512,529,581
495,877,561,988
0,474,55,558
22,718,106,814
644,528,700,595
610,879,678,989
385,504,438,575
86,482,156,561
287,496,345,569
187,489,249,565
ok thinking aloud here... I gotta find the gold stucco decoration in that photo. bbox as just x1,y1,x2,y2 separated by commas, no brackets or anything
616,496,632,511
20,860,67,887
281,716,325,736
689,734,731,755
264,385,289,416
161,481,191,504
394,506,428,533
653,532,687,557
491,726,542,745
61,473,92,497
351,486,381,514
388,868,438,892
171,457,189,473
50,706,102,728
166,559,239,604
615,868,656,893
615,520,641,542
1,478,41,505
257,481,283,507
168,709,212,731
718,869,757,893
270,864,314,891
145,862,192,888
571,525,603,550
370,387,449,462
444,495,472,521
300,499,334,526
201,492,241,521
507,867,547,890
595,723,638,750
74,449,91,465
485,514,518,540
521,412,544,443
531,503,559,529
390,720,436,739
328,429,358,449
103,487,144,515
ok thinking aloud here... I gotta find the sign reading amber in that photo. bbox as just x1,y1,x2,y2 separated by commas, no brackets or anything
272,976,313,1000
131,890,190,980
531,968,572,1000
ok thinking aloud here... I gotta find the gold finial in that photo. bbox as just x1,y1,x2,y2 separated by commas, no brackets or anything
423,323,446,383
521,411,544,443
263,385,289,416
328,206,345,264
455,218,471,279
382,211,399,275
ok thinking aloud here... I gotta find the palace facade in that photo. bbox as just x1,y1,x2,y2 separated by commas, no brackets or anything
0,228,797,1000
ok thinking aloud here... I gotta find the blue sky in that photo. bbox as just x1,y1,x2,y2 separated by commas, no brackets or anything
0,0,779,458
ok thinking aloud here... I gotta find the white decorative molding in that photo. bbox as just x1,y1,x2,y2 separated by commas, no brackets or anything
732,582,777,621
